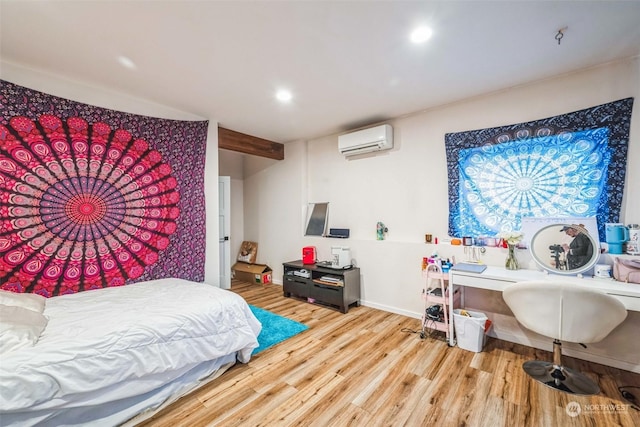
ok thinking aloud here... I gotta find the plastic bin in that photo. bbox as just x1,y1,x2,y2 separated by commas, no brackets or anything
453,309,488,352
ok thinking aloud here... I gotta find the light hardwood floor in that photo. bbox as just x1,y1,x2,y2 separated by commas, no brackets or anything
140,280,640,426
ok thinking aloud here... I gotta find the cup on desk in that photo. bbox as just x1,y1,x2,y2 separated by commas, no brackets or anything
425,234,433,243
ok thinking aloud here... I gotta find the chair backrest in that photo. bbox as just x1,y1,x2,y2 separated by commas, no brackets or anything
503,281,627,343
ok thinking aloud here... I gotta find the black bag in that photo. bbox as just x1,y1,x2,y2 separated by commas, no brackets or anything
426,304,444,322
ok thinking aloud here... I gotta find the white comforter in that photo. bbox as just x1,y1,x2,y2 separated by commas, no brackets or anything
0,278,261,419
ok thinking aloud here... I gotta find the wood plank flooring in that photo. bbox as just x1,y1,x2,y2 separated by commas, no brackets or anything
140,280,640,426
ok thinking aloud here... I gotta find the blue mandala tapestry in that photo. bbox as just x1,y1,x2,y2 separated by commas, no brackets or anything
445,98,634,241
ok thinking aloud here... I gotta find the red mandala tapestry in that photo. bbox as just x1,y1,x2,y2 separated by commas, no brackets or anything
0,115,180,296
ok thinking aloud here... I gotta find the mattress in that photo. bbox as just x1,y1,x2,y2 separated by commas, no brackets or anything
0,278,261,426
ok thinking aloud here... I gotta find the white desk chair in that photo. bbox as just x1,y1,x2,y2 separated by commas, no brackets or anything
503,281,627,395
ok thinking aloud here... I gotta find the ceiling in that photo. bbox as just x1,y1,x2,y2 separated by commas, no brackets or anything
2,1,640,144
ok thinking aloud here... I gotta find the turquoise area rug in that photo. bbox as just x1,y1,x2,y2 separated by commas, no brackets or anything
249,305,308,354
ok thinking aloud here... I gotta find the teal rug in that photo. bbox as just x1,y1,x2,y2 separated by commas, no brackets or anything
249,305,309,354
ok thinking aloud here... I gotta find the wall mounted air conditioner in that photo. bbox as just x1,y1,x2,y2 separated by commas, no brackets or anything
338,124,393,157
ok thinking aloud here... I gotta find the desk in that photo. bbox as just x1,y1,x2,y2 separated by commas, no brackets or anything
451,266,640,312
448,266,640,371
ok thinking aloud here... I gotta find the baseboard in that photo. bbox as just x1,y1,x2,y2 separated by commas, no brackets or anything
359,299,422,319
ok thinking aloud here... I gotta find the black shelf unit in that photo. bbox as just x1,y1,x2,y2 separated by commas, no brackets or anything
282,260,361,313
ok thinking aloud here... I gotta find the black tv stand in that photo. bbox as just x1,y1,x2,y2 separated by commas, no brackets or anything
282,260,361,313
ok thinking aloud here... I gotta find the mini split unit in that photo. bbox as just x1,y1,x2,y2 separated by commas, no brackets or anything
338,124,393,157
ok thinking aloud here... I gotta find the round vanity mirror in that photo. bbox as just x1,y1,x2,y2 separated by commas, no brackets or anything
529,223,599,275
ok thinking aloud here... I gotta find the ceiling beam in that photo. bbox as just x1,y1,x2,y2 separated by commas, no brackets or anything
218,127,284,160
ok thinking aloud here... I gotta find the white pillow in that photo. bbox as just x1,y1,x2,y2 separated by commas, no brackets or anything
0,289,46,313
0,304,49,354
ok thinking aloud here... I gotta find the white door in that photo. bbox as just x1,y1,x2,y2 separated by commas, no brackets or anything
219,176,231,289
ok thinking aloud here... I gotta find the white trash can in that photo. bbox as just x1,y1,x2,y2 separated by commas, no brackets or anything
453,309,488,352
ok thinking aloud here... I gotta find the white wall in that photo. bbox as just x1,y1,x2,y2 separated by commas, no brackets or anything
219,149,244,180
203,128,220,284
244,141,308,268
219,149,283,265
1,62,222,285
246,57,639,312
243,58,640,369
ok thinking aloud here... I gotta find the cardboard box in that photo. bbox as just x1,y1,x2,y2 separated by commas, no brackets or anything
232,262,272,285
237,241,258,264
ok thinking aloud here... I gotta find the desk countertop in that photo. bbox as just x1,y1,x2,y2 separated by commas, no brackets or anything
450,265,640,310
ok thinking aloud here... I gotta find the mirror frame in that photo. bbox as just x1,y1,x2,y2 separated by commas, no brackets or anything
529,223,599,276
304,202,329,236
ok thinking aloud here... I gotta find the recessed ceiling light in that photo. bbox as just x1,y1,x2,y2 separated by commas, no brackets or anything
276,89,293,103
410,26,433,44
117,55,137,70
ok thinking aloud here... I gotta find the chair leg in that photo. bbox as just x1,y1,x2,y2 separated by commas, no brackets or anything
522,339,600,395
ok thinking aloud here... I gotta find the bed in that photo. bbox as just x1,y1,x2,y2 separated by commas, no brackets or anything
0,278,262,426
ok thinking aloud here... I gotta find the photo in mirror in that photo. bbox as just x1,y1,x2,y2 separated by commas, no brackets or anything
530,222,599,275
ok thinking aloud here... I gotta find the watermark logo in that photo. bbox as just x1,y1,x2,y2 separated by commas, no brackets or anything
566,401,581,417
565,401,631,417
